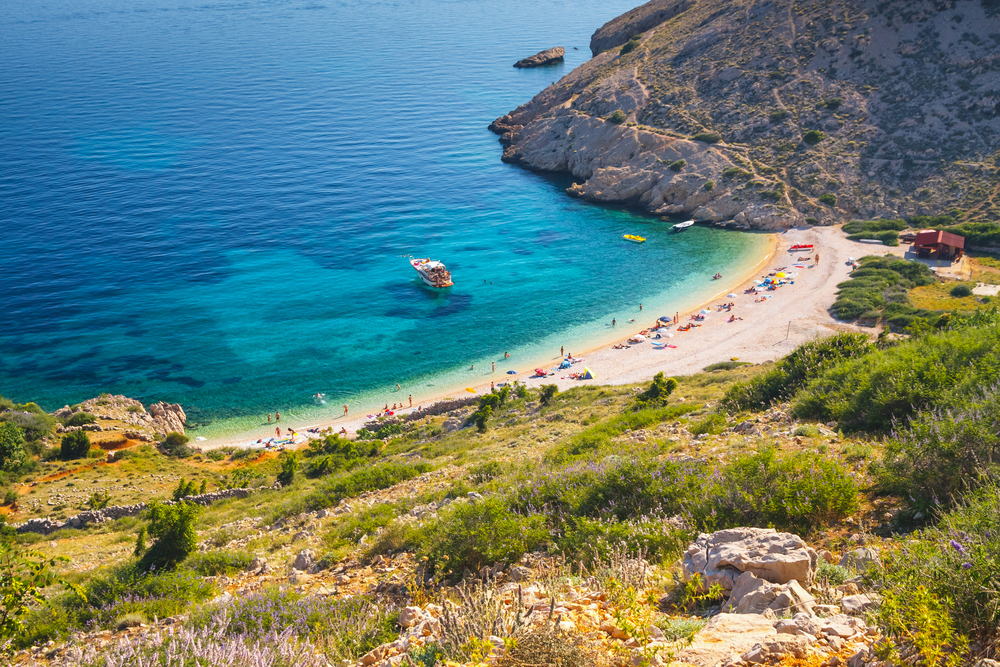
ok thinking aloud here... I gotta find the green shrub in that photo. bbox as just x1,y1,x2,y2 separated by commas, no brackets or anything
276,451,297,486
63,412,96,427
816,559,851,586
87,489,111,510
703,180,715,192
206,449,226,461
539,384,559,406
769,110,788,122
847,230,899,245
951,284,973,297
689,413,727,436
468,460,503,484
184,550,252,576
172,478,198,501
0,411,53,447
619,38,641,55
161,432,191,458
59,431,91,460
0,423,25,472
843,219,907,234
608,110,627,125
818,193,837,207
326,503,404,553
633,372,677,410
549,403,699,461
702,361,750,372
305,462,431,512
793,424,821,438
668,159,687,172
555,516,687,566
139,501,199,572
830,256,936,326
419,497,548,575
825,97,843,110
222,467,264,489
722,333,873,412
691,132,722,144
804,130,825,145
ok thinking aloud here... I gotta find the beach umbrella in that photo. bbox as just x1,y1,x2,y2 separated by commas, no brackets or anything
700,308,711,314
506,370,517,374
631,334,647,342
775,272,787,278
465,388,476,393
658,316,671,322
727,293,738,298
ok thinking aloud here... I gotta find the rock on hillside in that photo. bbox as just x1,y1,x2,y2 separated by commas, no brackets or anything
53,394,187,436
492,0,1000,229
514,47,565,68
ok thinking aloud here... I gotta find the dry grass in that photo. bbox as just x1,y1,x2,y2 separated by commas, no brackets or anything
908,282,981,312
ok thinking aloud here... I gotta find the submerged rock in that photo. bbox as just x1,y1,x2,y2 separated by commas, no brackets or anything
513,47,564,68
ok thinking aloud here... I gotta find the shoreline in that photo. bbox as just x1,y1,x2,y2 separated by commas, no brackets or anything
197,227,780,450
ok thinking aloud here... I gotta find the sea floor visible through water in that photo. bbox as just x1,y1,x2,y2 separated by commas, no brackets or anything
0,0,770,440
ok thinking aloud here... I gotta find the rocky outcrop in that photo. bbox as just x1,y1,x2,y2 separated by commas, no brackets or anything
149,401,187,435
589,0,694,56
493,0,1000,228
683,527,819,592
15,488,252,535
513,47,564,68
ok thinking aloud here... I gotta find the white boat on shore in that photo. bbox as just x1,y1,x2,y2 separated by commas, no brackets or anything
410,257,454,288
672,220,695,231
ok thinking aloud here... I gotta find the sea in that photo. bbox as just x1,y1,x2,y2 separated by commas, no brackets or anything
0,0,770,439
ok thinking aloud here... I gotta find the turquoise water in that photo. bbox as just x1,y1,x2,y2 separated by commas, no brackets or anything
0,0,768,437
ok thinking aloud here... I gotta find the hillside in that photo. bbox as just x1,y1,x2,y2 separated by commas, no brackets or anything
490,0,1000,229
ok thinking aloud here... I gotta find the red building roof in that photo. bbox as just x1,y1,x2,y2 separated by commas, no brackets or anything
913,229,965,249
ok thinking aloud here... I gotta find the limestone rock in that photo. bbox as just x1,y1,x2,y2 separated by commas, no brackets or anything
292,549,315,571
683,527,819,591
839,547,881,573
514,47,565,68
841,593,880,615
589,0,694,56
148,401,187,435
674,613,775,666
726,571,815,615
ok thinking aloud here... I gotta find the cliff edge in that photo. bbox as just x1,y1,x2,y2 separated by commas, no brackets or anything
491,0,1000,230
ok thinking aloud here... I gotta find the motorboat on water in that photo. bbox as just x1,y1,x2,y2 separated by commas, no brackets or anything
410,257,453,288
672,220,695,231
623,234,646,243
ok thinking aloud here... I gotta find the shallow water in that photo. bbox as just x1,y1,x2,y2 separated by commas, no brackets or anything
0,0,768,437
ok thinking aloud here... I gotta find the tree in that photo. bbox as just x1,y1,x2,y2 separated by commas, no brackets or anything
634,372,678,409
539,384,559,406
133,526,146,557
474,406,492,433
0,424,25,472
172,478,198,501
277,451,298,486
161,432,191,458
59,430,91,460
498,385,511,406
139,501,199,572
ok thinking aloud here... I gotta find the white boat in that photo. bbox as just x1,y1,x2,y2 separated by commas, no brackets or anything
672,220,695,231
410,257,453,288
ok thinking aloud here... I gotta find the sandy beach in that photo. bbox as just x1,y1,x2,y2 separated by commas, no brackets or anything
199,225,889,450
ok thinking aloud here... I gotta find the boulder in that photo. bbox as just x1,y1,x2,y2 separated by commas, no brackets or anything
839,547,880,573
725,571,815,615
683,528,819,591
841,593,880,614
148,401,187,435
741,634,810,663
513,47,565,68
292,549,315,571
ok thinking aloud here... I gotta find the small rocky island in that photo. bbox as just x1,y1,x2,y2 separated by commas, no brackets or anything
513,46,564,68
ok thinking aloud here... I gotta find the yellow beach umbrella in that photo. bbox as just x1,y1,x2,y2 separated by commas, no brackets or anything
465,388,476,393
775,272,787,278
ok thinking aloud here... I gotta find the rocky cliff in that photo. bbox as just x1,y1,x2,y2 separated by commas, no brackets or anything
491,0,1000,229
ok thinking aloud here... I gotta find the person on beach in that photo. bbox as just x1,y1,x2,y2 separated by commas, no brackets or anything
276,427,281,438
491,381,495,392
815,254,820,264
470,364,474,370
396,383,401,391
267,414,271,423
384,404,389,411
275,412,280,422
492,362,496,372
639,303,643,311
504,352,510,358
560,346,564,356
409,395,413,407
675,312,679,323
612,318,616,327
343,404,348,416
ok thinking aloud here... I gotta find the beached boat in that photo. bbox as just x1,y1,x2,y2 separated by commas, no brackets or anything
672,220,694,231
623,234,646,243
409,258,453,288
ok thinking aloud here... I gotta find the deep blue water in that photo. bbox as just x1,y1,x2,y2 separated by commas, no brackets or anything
0,0,766,436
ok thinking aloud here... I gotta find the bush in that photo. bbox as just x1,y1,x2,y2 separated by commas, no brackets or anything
689,413,727,436
549,403,699,461
539,385,559,406
59,431,91,460
63,412,96,427
0,423,25,472
555,516,687,566
607,110,627,124
326,503,404,553
172,478,198,501
87,489,111,510
843,219,908,234
722,333,873,412
305,462,431,512
619,38,641,55
0,542,62,647
793,322,1000,433
161,432,191,458
830,256,936,326
803,130,825,145
0,410,54,445
277,451,297,486
633,372,677,410
702,361,750,372
469,461,503,484
818,193,837,207
847,230,899,245
184,550,252,576
825,97,843,110
691,132,722,144
138,501,199,572
951,284,973,297
793,424,821,438
703,180,715,192
668,159,686,172
419,497,548,576
769,109,788,122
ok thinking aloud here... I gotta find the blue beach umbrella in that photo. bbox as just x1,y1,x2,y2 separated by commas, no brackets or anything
506,370,517,374
658,316,671,322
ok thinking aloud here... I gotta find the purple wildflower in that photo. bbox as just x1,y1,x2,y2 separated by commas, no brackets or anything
962,562,973,570
950,540,966,555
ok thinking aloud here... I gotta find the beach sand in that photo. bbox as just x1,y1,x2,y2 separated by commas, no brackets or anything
201,225,882,450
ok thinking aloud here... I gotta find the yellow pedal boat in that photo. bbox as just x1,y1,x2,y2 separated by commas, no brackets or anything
623,234,646,243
